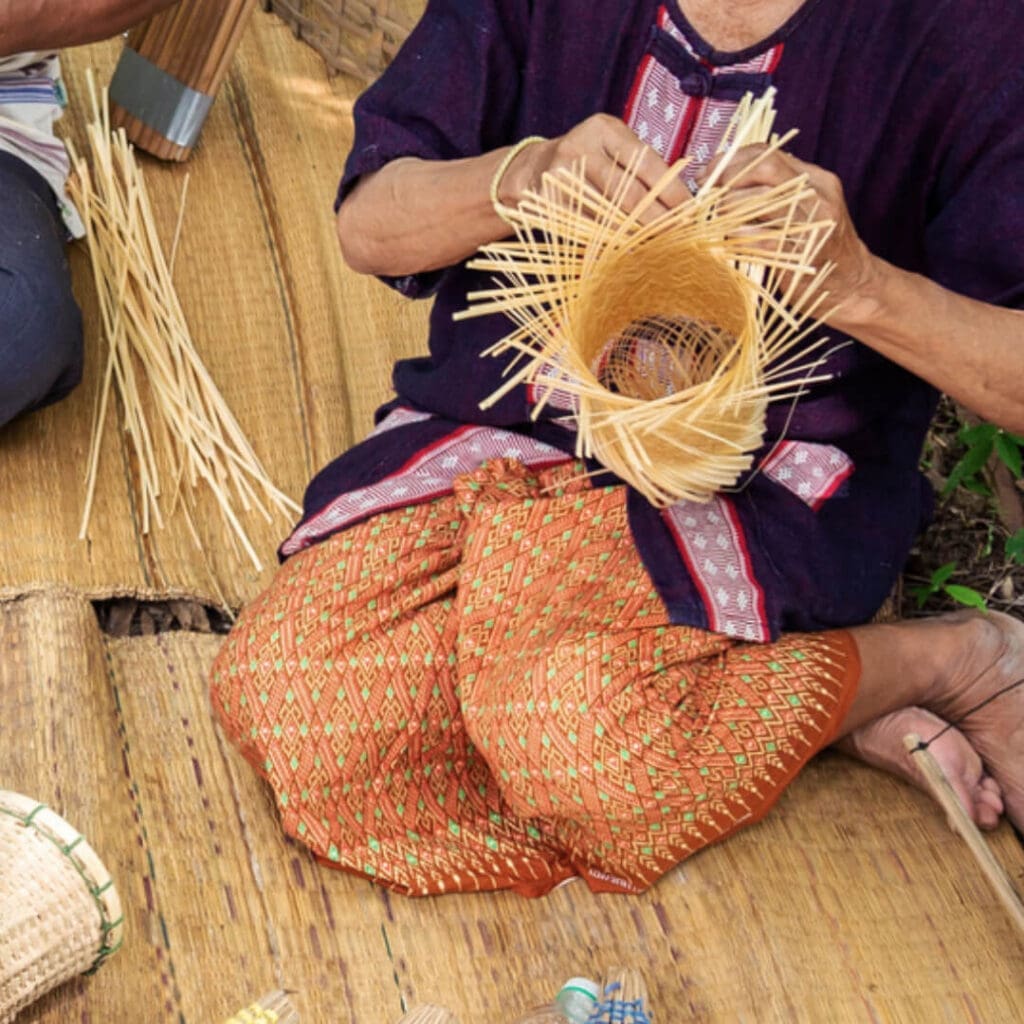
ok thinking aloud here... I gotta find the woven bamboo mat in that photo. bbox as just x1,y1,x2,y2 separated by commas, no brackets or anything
3,590,1023,1022
0,11,429,610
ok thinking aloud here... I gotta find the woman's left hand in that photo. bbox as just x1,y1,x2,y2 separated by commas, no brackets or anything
706,143,882,328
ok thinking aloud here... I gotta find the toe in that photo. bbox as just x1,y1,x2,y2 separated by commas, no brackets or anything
974,776,1004,830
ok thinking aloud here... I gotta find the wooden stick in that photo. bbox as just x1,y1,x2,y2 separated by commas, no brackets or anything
904,733,1024,938
111,0,257,161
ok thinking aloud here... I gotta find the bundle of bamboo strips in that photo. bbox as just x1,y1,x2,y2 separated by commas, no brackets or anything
68,73,299,572
457,90,837,507
110,0,257,161
590,966,652,1023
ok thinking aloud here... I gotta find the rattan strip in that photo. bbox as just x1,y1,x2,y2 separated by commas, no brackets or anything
458,90,837,507
67,74,300,573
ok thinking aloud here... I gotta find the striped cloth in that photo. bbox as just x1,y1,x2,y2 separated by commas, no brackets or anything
0,51,83,237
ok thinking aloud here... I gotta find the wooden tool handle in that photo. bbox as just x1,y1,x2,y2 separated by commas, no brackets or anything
110,0,257,160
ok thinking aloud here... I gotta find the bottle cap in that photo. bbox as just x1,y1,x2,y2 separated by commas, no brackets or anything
556,977,600,1006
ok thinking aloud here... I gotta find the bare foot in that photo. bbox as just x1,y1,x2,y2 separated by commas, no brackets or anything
837,706,1004,830
923,610,1024,830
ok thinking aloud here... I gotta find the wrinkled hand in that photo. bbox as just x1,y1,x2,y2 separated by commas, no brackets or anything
703,144,883,325
499,114,693,221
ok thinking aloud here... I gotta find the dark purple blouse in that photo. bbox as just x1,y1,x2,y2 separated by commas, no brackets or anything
287,0,1024,640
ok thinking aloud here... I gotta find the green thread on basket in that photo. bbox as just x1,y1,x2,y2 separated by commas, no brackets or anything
1,796,122,976
62,834,84,855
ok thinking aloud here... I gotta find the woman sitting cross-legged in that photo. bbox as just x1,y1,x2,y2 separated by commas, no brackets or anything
210,0,1024,896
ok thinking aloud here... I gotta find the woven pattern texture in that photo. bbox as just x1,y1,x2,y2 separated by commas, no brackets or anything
2,13,1024,1023
213,459,854,895
262,0,425,81
0,793,122,1024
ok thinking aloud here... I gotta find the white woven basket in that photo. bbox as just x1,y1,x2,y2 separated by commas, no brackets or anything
0,792,123,1023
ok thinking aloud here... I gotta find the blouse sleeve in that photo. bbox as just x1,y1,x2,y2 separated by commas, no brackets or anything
924,65,1024,311
335,0,530,298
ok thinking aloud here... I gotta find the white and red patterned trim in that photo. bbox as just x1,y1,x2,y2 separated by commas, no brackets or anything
662,496,769,641
624,7,782,191
623,8,697,165
370,405,435,436
760,441,855,511
281,416,570,557
657,443,853,639
526,357,579,416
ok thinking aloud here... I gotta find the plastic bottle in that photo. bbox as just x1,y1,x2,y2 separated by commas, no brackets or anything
512,977,601,1023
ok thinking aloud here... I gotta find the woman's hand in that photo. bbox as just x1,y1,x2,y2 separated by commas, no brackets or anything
703,143,882,326
339,115,693,276
498,114,693,221
700,143,1024,432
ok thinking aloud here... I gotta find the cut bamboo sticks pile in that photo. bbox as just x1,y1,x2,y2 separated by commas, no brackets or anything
68,73,299,572
458,90,837,507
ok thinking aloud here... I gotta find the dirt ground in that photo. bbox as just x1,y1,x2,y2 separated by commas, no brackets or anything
901,398,1024,618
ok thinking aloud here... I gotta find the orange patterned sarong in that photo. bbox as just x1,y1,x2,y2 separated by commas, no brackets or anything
211,460,858,896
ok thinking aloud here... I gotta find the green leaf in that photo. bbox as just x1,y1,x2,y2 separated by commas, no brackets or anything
944,584,988,610
958,422,997,446
930,562,958,586
980,523,996,559
943,436,994,495
994,432,1023,479
908,584,935,609
962,478,994,498
1007,529,1024,565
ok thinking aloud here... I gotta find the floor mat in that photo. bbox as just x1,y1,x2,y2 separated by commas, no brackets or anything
3,590,1023,1021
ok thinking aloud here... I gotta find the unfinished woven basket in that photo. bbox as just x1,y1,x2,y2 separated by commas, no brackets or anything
0,792,123,1024
262,0,425,82
458,91,836,507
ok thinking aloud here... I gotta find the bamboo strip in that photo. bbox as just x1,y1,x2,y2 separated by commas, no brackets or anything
68,73,299,573
592,966,652,1023
111,0,258,161
222,989,299,1023
904,734,1024,939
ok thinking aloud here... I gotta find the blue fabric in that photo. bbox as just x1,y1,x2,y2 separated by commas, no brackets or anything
0,150,83,428
294,0,1024,639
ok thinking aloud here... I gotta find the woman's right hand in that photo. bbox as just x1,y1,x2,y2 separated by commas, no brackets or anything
496,114,693,219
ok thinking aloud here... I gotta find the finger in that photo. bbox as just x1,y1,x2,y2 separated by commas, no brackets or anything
629,145,693,209
594,120,692,209
586,151,675,221
702,143,805,191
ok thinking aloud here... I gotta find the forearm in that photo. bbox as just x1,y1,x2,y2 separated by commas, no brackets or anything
336,116,688,278
831,257,1024,434
335,151,516,278
0,0,175,56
